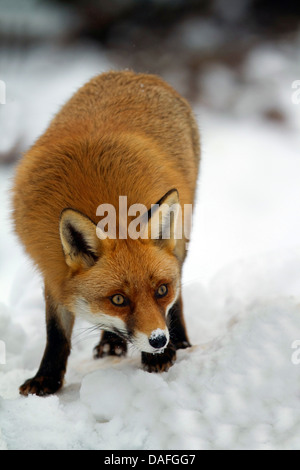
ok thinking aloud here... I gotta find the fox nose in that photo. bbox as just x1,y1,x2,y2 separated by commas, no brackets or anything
149,329,168,349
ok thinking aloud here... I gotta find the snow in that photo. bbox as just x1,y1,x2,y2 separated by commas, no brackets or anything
1,252,300,450
150,328,166,340
1,42,300,450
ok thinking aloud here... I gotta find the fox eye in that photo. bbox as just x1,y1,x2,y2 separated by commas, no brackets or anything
155,284,168,298
110,294,127,306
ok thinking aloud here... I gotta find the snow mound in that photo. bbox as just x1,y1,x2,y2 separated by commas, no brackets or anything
79,296,300,450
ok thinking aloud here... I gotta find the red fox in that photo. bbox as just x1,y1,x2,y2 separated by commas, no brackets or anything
12,70,200,396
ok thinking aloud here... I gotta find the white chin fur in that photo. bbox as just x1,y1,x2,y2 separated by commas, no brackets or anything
133,329,170,353
74,298,127,333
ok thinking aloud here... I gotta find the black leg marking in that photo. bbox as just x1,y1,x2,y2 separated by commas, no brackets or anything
168,296,191,350
142,343,177,373
94,331,127,359
19,293,74,396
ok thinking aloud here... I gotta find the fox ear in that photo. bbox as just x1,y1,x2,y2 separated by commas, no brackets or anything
59,209,99,269
143,189,181,250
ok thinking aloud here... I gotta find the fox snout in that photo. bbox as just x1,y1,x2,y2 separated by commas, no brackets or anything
133,327,170,354
149,328,168,350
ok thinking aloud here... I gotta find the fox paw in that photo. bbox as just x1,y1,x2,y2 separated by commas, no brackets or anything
93,332,127,359
19,375,63,396
173,340,191,350
142,343,177,373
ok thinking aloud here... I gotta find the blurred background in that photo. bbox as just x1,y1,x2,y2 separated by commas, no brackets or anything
0,0,300,302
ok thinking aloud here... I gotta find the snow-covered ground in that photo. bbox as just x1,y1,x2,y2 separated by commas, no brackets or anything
0,43,300,450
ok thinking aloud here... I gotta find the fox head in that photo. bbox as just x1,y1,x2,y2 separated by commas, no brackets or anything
59,190,182,353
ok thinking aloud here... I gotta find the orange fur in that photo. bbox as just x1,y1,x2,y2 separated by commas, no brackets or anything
12,70,200,362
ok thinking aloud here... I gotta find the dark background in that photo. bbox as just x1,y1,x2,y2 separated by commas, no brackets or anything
0,0,300,162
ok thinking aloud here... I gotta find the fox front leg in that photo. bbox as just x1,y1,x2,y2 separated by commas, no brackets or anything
93,331,128,359
141,296,190,373
168,296,191,350
19,291,74,396
141,343,177,372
